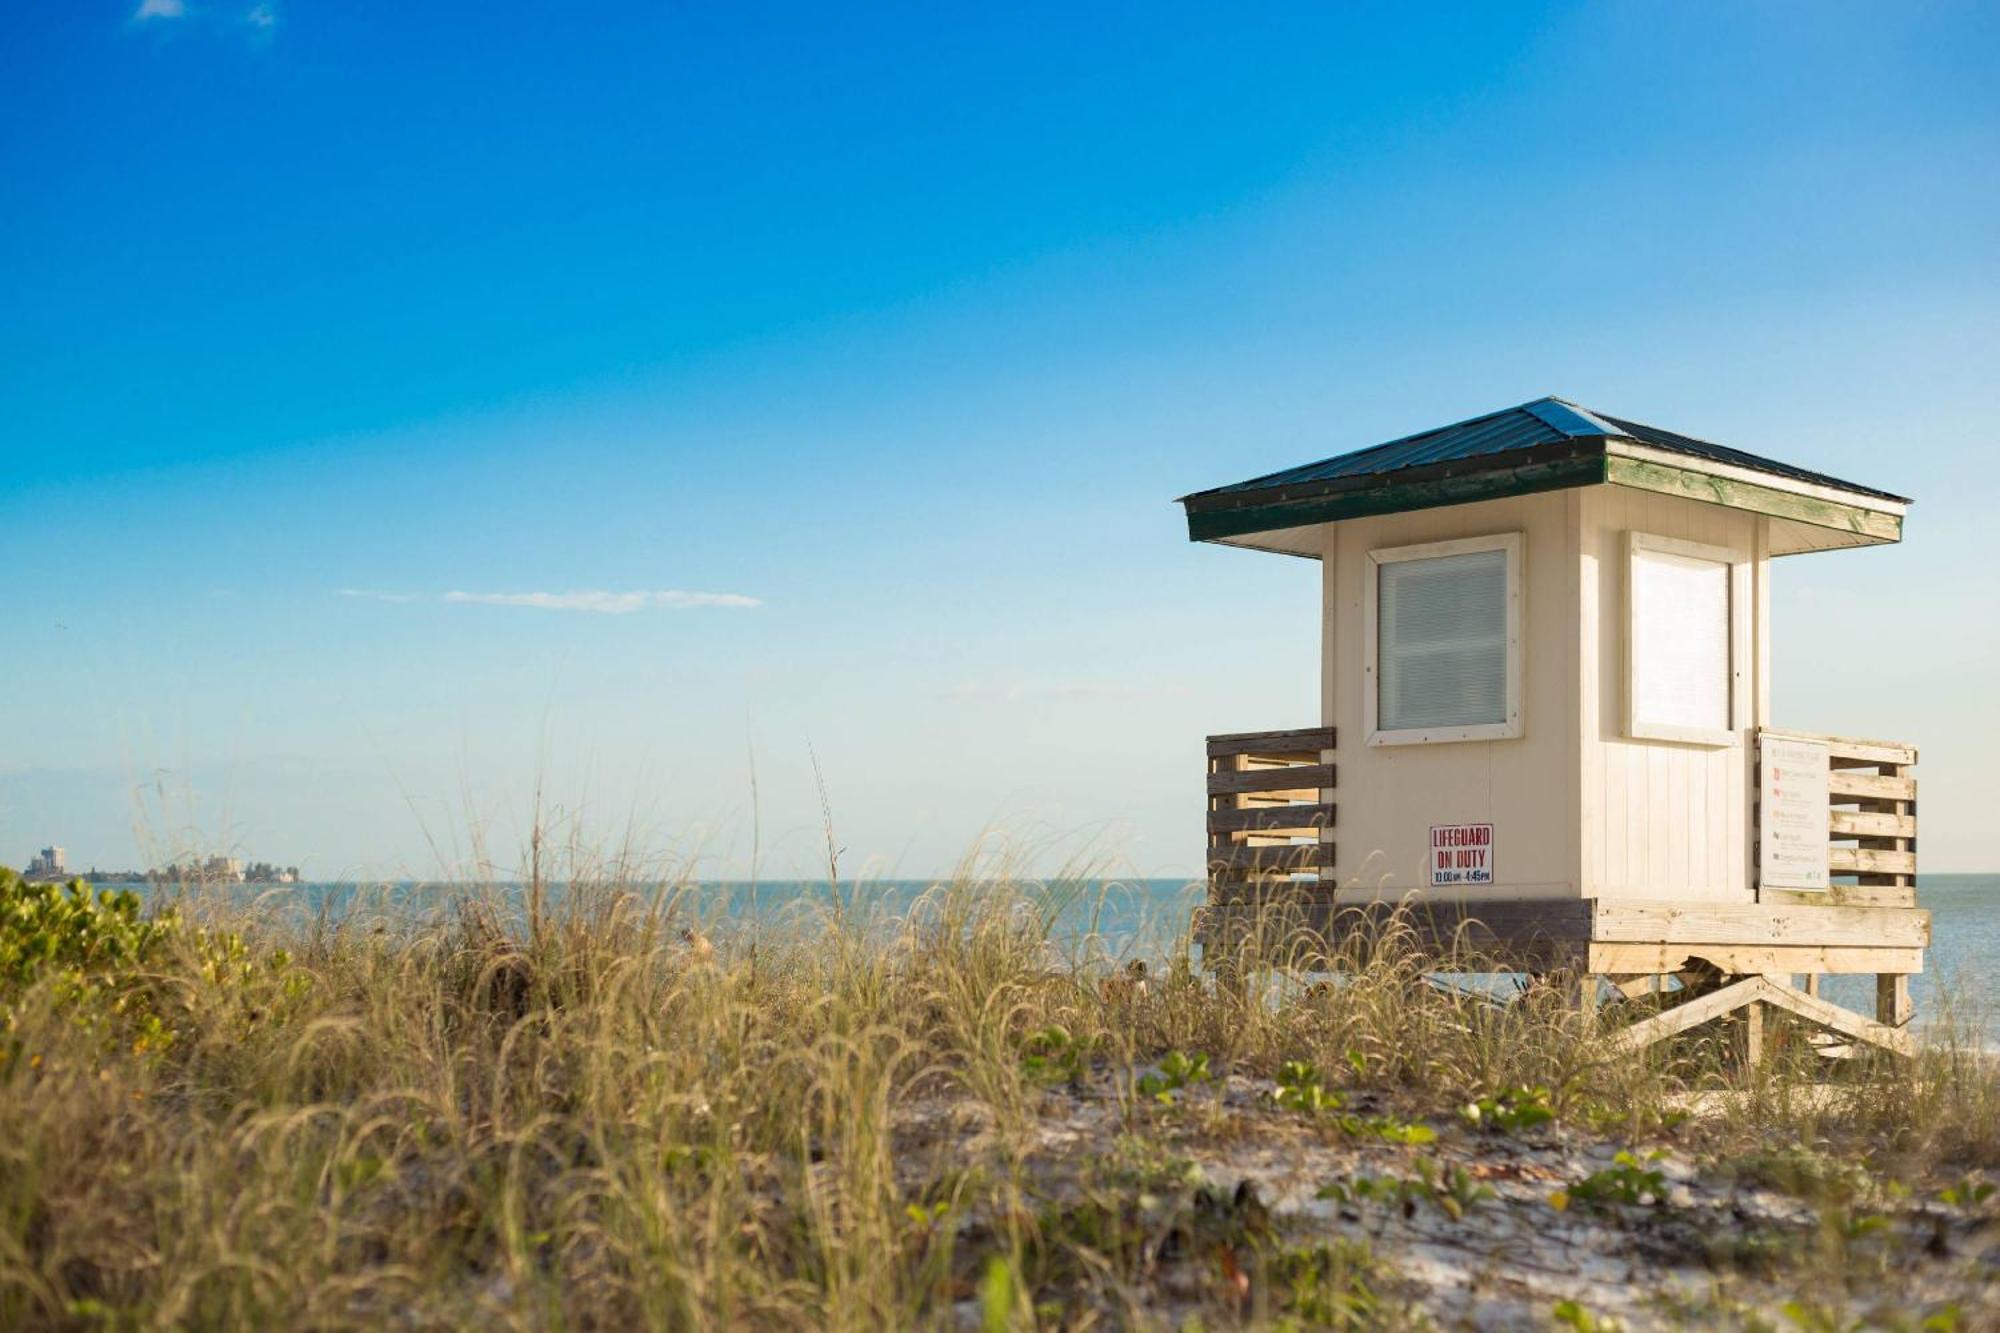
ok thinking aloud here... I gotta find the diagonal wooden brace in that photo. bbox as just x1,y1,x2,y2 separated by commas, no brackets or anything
1615,974,1915,1059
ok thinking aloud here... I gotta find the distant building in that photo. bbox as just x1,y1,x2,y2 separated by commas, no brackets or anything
147,855,297,885
25,846,67,880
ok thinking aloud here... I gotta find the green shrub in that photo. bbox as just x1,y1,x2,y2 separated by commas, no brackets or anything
0,868,172,990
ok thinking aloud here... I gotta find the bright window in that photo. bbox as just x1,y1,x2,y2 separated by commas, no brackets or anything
1365,533,1522,745
1626,532,1745,746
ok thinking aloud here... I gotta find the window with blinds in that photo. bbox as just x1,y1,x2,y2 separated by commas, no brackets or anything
1627,533,1740,744
1366,533,1521,744
1379,550,1508,730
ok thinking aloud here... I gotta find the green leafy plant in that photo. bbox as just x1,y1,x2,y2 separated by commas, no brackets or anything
1939,1176,1995,1208
1137,1049,1212,1104
1424,1159,1496,1219
1337,1113,1436,1145
1020,1024,1091,1087
1273,1060,1434,1141
978,1255,1016,1333
1459,1085,1556,1134
1273,1059,1342,1115
1566,1151,1670,1209
1552,1297,1623,1331
1316,1159,1492,1220
1263,1238,1382,1328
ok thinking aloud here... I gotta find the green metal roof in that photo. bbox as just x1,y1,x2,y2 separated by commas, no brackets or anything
1180,397,1908,548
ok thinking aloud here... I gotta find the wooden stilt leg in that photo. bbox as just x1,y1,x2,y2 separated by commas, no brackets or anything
1575,974,1599,1017
1803,974,1820,999
1876,974,1912,1029
1736,1000,1765,1068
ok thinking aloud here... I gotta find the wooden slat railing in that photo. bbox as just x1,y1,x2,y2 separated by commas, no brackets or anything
1759,730,1917,904
1206,727,1335,903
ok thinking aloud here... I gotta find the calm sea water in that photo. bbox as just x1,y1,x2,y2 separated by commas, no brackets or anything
127,873,1997,1029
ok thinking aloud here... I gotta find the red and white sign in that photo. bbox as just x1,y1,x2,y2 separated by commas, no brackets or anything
1429,823,1495,887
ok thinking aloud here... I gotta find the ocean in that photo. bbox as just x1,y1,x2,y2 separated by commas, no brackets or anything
122,873,1998,1030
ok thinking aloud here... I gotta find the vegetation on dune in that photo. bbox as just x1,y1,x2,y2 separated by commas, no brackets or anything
0,858,1995,1328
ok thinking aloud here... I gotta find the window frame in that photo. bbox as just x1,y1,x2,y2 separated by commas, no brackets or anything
1624,530,1749,747
1363,531,1525,747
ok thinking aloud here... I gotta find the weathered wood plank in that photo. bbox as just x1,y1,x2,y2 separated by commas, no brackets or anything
1760,729,1917,766
1205,844,1336,871
1828,770,1916,801
1828,810,1917,839
1828,846,1917,876
1208,803,1335,835
1759,885,1916,908
1589,941,1924,977
1207,764,1336,796
1206,727,1335,757
1217,749,1323,766
1204,882,1337,907
1823,737,1919,766
1590,902,1929,948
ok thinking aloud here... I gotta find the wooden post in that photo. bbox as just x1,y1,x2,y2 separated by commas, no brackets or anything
1876,974,1913,1029
1803,973,1820,999
1736,1000,1765,1068
1574,974,1599,1018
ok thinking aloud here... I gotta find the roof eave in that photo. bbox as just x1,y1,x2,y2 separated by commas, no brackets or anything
1183,438,1909,550
1184,445,1606,543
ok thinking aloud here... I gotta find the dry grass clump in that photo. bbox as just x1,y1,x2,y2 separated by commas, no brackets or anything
0,860,1994,1328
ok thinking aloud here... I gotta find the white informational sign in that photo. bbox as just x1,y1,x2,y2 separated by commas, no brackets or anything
1430,823,1495,887
1760,734,1830,892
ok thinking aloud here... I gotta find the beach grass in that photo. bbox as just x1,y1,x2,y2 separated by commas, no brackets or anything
1,857,1995,1329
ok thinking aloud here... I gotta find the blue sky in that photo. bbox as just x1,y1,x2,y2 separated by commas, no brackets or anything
3,2,1997,879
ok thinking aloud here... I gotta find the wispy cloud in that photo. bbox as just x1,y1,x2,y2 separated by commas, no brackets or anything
130,0,277,40
337,588,422,604
442,590,762,613
938,681,1189,703
338,588,761,613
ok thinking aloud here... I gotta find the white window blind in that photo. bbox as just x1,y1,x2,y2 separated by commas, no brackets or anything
1631,545,1730,735
1378,548,1508,732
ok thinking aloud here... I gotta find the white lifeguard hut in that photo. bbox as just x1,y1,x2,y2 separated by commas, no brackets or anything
1180,397,1923,1058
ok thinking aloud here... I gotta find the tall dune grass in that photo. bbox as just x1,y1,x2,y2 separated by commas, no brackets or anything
1,854,1994,1328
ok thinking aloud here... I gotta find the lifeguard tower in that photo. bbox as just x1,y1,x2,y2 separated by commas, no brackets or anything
1181,397,1923,1058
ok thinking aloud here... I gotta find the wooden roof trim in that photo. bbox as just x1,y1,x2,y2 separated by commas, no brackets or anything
1603,441,1908,517
1603,454,1903,547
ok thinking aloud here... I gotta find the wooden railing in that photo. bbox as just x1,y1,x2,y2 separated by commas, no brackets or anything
1205,726,1336,902
1759,730,1917,904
